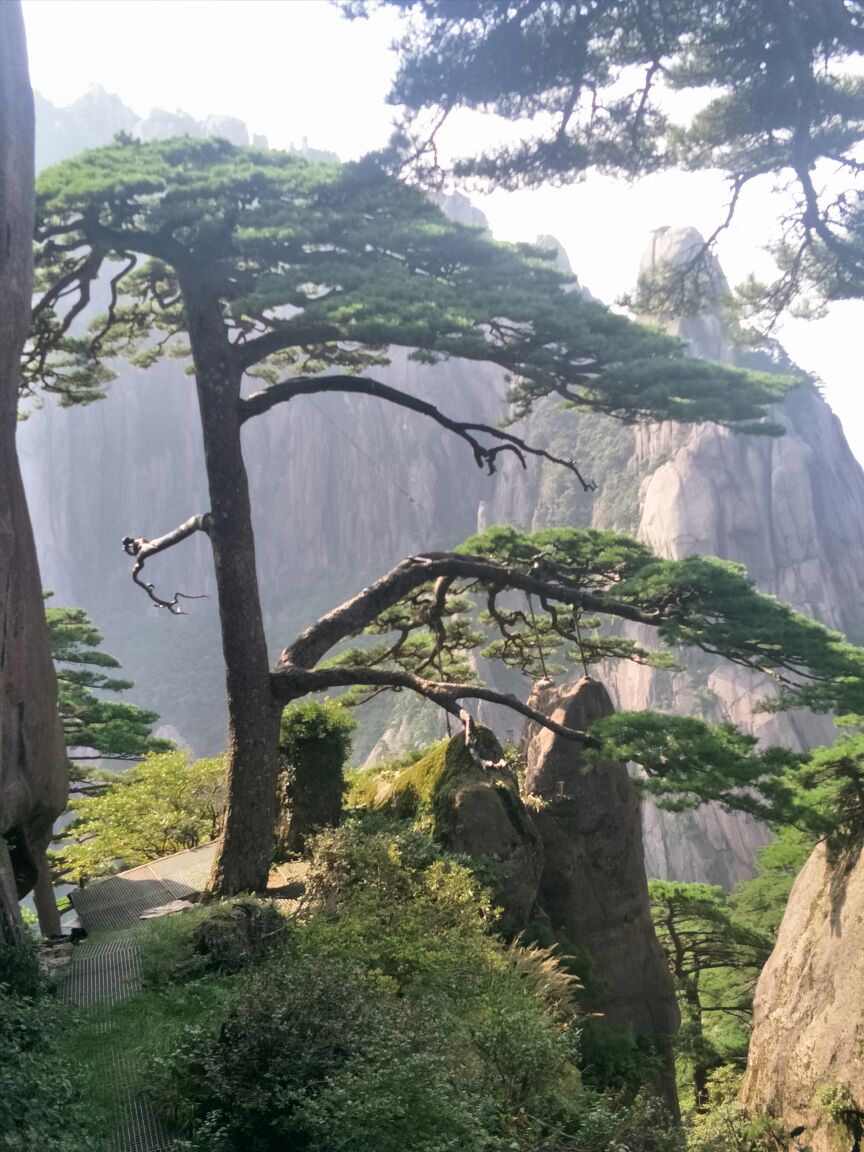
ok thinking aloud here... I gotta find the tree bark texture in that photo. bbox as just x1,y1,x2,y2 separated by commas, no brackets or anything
182,282,281,895
0,1,68,942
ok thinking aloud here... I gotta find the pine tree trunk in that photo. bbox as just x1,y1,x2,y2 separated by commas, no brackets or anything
182,283,281,895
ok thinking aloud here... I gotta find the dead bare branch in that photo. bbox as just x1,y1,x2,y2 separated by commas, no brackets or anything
121,513,212,614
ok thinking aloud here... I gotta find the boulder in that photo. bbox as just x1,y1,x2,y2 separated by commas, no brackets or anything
741,839,864,1152
522,677,680,1109
430,728,544,937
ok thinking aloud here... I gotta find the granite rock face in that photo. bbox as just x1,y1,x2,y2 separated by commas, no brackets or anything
741,840,864,1151
522,679,680,1041
623,228,864,882
0,3,67,940
489,226,864,886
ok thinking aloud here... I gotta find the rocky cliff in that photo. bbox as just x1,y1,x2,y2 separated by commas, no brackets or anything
522,680,680,1054
488,230,864,885
741,839,864,1151
0,3,67,940
21,96,864,887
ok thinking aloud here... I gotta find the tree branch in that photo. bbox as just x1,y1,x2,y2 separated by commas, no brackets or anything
279,551,660,671
271,662,599,746
239,374,596,488
121,513,212,614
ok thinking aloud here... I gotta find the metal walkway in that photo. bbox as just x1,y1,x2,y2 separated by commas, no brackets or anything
59,843,308,1151
60,843,221,1152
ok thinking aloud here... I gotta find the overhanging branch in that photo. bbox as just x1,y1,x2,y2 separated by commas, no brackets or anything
239,375,595,489
279,551,659,671
122,513,212,614
271,663,599,747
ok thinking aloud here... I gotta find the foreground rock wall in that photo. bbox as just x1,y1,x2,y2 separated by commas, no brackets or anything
0,2,67,939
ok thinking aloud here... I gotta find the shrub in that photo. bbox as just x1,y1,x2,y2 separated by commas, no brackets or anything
138,898,288,987
0,935,45,998
275,700,356,857
0,984,88,1150
159,953,478,1152
686,1067,781,1152
56,751,225,882
302,818,497,994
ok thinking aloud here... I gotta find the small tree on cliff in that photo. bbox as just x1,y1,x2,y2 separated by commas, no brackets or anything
29,137,795,894
48,602,171,771
649,881,772,1110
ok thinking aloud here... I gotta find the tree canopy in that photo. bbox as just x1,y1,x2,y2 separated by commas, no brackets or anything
272,523,864,828
354,0,864,313
30,135,788,429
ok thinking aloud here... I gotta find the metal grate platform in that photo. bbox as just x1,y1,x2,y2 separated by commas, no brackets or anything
70,842,219,930
112,1054,175,1152
60,844,222,1151
60,932,141,1010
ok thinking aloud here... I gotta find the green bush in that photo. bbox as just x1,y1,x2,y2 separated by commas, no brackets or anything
0,935,45,998
159,953,478,1152
275,699,357,856
138,898,288,987
56,750,225,882
138,820,693,1152
0,986,88,1150
302,818,497,994
686,1067,781,1152
154,821,598,1150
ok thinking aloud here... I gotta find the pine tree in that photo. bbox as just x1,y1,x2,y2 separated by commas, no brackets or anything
357,0,864,312
29,137,796,894
47,602,171,770
649,880,772,1110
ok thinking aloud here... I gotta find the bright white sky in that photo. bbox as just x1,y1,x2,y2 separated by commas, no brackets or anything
22,0,864,460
